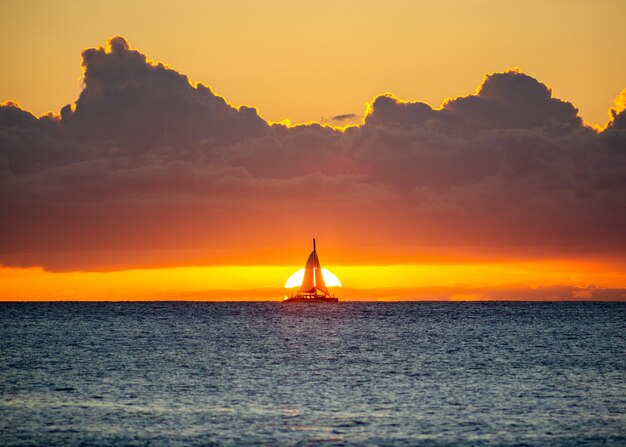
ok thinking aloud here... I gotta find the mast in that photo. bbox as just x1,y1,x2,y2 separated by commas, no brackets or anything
313,238,317,288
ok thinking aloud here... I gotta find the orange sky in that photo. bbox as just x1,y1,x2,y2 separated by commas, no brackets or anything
1,1,625,127
1,2,626,301
3,259,626,301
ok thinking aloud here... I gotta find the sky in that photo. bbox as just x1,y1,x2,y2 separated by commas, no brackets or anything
2,0,626,126
1,1,626,300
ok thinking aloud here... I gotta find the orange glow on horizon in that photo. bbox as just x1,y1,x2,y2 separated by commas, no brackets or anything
1,260,625,301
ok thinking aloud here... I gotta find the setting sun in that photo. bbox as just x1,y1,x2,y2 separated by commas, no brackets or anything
284,268,342,289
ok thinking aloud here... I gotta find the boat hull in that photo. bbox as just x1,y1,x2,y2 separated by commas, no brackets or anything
282,295,338,303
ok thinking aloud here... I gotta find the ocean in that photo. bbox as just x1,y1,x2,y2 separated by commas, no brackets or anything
1,302,625,446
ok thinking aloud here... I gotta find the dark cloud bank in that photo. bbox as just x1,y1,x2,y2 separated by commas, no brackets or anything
1,36,626,274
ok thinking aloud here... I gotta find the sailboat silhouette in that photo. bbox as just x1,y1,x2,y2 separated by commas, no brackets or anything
283,239,339,303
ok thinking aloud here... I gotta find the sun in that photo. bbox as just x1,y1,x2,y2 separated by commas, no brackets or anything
284,268,342,288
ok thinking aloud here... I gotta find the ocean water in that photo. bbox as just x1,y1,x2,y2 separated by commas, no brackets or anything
1,302,625,446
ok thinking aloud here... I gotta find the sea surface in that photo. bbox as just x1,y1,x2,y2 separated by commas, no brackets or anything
1,302,625,446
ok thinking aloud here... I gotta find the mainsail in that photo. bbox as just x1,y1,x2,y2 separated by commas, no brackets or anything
299,239,330,296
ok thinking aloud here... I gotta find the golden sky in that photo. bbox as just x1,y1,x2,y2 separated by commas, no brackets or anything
1,1,626,301
1,0,625,126
3,259,626,301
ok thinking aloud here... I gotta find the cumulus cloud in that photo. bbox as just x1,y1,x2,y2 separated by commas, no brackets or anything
364,94,437,128
62,36,269,149
364,70,582,131
606,89,626,130
1,37,625,271
443,70,582,130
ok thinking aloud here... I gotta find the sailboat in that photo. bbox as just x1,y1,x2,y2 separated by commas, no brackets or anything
283,239,339,303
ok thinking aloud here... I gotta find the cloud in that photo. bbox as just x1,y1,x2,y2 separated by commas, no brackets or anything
328,113,359,123
443,70,582,130
364,94,437,128
61,36,269,149
1,37,625,271
364,70,582,131
606,89,626,130
338,285,626,302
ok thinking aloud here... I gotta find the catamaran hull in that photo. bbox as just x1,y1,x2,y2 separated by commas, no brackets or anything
282,296,339,303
